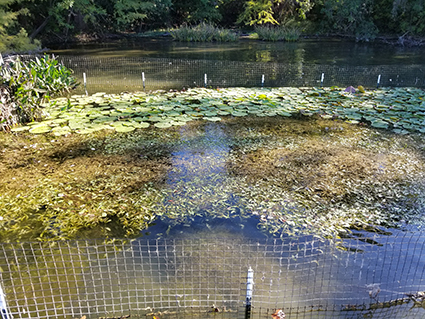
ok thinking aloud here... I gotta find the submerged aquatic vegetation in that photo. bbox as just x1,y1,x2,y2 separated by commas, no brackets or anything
224,117,425,237
2,87,425,241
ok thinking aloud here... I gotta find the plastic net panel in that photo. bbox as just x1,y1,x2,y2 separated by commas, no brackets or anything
1,233,425,319
46,56,425,93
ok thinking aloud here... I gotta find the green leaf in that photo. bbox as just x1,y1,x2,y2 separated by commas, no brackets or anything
11,126,31,132
29,126,51,134
154,122,172,128
204,116,222,122
115,126,135,133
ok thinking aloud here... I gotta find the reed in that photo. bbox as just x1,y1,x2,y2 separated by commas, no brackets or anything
170,23,238,42
254,25,301,42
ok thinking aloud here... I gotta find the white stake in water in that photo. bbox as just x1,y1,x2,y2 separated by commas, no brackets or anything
245,267,254,319
0,283,12,319
321,73,325,87
204,73,207,87
83,72,88,95
261,74,265,88
377,74,381,88
142,72,145,90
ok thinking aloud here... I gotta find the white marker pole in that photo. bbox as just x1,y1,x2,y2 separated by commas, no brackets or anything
245,267,254,319
83,72,88,95
142,72,146,90
204,73,207,87
0,284,12,319
377,74,381,88
321,73,325,87
261,74,265,88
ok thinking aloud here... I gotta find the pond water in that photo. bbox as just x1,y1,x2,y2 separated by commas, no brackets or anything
3,39,425,318
3,115,425,318
49,37,425,66
47,38,425,93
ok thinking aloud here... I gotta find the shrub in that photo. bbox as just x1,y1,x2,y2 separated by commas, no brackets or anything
0,55,78,130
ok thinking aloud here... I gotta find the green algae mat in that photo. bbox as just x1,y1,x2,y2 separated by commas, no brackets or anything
2,87,425,242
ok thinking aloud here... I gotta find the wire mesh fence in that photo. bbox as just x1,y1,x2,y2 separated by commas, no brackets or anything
36,56,425,94
1,231,425,319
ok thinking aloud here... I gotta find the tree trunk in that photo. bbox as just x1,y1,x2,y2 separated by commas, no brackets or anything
30,16,51,40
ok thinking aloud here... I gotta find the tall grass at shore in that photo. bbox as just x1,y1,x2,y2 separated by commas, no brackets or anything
254,25,301,41
170,23,239,42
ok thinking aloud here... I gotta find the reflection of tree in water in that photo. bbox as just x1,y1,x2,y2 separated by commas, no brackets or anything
161,122,241,222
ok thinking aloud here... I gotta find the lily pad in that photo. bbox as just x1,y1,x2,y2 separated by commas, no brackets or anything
154,122,172,128
277,111,293,117
169,121,187,126
132,122,150,129
115,125,136,133
371,120,389,129
147,116,164,122
51,126,71,136
76,128,95,134
231,111,248,117
204,117,222,122
11,126,31,132
29,126,51,134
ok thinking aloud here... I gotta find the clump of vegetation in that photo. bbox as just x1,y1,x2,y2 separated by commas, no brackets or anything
0,129,175,242
0,55,78,131
170,23,239,42
254,25,302,41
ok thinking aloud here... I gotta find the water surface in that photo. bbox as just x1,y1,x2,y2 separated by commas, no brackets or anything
49,38,425,66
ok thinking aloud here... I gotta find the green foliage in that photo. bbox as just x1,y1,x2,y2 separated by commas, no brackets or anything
255,24,301,41
0,0,40,53
237,0,278,25
237,0,313,26
0,55,78,130
170,23,239,42
320,0,378,40
47,0,106,35
172,0,222,24
113,0,159,31
3,0,425,43
391,0,425,35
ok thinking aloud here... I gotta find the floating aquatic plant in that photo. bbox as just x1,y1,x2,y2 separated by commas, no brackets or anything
9,86,425,137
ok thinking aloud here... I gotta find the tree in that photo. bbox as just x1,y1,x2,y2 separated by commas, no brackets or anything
217,0,246,26
0,0,39,53
172,0,222,25
391,0,425,35
237,0,313,26
320,0,378,40
46,0,107,37
113,0,172,31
